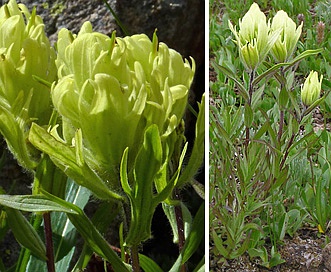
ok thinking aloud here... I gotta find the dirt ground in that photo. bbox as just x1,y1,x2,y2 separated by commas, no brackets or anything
210,228,331,271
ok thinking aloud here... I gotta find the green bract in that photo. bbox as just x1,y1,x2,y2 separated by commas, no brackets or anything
301,71,323,106
271,10,302,62
228,2,280,71
0,0,56,169
34,21,195,199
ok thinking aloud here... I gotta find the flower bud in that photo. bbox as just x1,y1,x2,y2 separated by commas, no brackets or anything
301,71,323,106
271,10,302,62
0,0,56,169
240,41,259,71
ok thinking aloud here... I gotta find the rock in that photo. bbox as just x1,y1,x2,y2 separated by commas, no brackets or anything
116,0,204,63
19,0,118,44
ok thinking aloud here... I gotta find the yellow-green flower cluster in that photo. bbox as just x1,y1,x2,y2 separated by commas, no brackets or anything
52,21,195,189
271,10,302,62
228,3,279,70
229,2,302,69
0,0,56,169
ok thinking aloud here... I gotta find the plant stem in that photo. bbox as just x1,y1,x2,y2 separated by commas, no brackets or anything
174,203,185,252
174,189,187,272
131,244,140,272
43,212,55,272
278,68,286,142
278,110,284,142
248,70,255,105
245,70,255,151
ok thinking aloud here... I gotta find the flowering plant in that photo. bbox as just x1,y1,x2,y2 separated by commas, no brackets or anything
0,1,204,271
212,2,327,268
0,0,56,169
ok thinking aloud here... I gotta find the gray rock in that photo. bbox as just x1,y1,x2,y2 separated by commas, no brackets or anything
116,0,204,63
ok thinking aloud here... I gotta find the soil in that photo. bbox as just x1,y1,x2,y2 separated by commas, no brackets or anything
210,228,331,272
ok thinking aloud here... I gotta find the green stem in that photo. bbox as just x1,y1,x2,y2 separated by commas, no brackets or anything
43,212,55,272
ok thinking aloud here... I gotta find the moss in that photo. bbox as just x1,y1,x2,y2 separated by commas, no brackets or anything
42,0,65,18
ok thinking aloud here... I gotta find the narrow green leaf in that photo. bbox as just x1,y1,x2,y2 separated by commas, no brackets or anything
154,143,187,205
269,246,285,267
181,202,204,264
192,257,205,272
29,123,124,201
253,121,270,140
177,94,205,188
279,213,289,241
316,178,326,232
139,254,163,272
0,195,78,214
153,157,169,201
302,96,326,117
251,85,265,109
244,104,253,128
212,62,249,101
54,179,91,262
75,129,84,168
212,230,228,257
288,131,315,156
119,147,132,196
191,179,205,199
169,254,182,272
253,49,323,86
6,208,46,261
278,87,289,109
124,125,163,246
32,75,52,88
66,213,129,272
233,231,252,258
134,125,162,190
284,49,323,72
73,202,121,271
